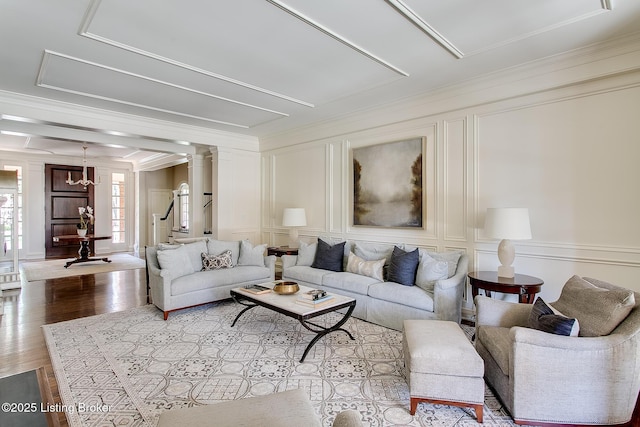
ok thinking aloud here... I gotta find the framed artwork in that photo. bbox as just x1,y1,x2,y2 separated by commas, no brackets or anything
352,137,424,228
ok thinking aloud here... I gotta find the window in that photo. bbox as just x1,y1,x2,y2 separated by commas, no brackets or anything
178,183,189,231
3,165,22,251
111,173,125,243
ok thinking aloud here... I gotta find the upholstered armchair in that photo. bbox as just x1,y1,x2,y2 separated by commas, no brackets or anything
475,276,640,425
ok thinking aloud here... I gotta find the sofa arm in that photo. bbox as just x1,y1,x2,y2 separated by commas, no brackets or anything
281,254,298,270
510,326,638,423
264,255,276,280
145,248,172,312
475,295,532,328
431,253,468,323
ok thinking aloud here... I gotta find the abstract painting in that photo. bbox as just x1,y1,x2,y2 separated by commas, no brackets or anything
353,137,424,228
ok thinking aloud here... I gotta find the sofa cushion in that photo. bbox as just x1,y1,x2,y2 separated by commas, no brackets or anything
477,325,511,376
182,240,208,272
171,266,271,296
202,250,233,270
285,265,331,285
322,271,379,296
311,239,345,272
422,250,461,278
207,239,240,265
296,241,317,266
528,297,579,336
157,245,194,279
415,253,449,292
238,240,266,267
367,282,434,312
346,252,385,281
387,246,419,286
353,242,395,264
551,275,635,337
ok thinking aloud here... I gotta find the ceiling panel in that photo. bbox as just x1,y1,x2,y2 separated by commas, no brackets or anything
37,51,288,128
402,0,608,55
81,0,406,108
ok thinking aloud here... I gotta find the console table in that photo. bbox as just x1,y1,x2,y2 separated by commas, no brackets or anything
468,271,543,304
52,234,112,268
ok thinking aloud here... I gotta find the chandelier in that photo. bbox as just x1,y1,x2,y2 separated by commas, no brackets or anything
66,144,100,188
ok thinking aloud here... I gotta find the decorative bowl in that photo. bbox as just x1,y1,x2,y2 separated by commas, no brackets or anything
272,281,299,295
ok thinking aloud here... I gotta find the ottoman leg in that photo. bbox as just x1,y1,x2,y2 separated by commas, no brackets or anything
410,397,483,423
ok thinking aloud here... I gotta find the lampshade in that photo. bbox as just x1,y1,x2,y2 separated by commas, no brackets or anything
282,208,307,227
484,207,531,278
484,208,531,240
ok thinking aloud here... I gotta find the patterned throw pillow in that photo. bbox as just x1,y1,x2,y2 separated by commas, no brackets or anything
346,252,385,281
201,250,233,271
528,297,579,336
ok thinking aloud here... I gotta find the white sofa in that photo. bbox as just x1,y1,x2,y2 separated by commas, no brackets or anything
281,239,468,331
146,239,275,319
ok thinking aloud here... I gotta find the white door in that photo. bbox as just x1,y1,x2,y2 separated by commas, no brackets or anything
149,189,172,245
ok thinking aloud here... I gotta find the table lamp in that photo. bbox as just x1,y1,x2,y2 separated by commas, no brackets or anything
282,208,306,248
484,207,532,278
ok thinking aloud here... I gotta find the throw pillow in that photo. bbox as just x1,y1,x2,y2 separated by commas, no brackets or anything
157,245,194,279
424,250,461,278
296,241,317,266
237,240,267,267
387,246,419,286
551,275,635,337
528,297,579,336
346,252,385,281
415,253,449,292
202,250,233,270
311,239,346,272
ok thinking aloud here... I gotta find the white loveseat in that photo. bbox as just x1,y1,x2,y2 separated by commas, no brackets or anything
281,239,468,331
146,239,275,319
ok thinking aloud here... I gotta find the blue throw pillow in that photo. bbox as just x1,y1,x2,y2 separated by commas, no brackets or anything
311,239,345,272
528,297,578,336
387,246,419,286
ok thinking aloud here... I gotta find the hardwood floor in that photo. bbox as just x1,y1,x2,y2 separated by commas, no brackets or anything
0,267,148,427
1,265,639,427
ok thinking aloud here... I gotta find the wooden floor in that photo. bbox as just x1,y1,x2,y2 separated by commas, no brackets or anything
1,265,639,427
0,267,148,427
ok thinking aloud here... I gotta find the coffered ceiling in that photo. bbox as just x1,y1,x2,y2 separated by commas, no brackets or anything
1,0,639,168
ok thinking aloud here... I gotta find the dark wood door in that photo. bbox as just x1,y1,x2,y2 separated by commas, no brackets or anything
45,164,95,259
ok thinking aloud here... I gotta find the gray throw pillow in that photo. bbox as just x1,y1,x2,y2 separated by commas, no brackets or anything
528,297,579,336
311,239,345,272
207,239,240,265
296,241,317,266
415,253,449,292
157,245,194,279
237,240,266,267
388,246,419,286
551,275,635,337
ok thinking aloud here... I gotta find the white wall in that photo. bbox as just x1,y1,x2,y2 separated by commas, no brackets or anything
260,44,640,317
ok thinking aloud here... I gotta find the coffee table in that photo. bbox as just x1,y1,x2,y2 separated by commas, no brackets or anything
230,283,356,362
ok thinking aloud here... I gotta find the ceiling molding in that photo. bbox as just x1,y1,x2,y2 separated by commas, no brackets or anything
37,51,259,129
384,0,464,59
79,0,315,108
266,0,409,77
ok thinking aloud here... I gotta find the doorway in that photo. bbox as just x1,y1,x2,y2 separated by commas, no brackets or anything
45,164,95,259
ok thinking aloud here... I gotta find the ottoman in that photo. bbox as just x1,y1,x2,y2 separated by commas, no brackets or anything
403,320,484,422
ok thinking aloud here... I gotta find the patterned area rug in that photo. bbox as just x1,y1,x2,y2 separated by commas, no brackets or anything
21,253,145,281
43,301,516,426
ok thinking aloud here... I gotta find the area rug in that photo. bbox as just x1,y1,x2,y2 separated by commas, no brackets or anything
21,253,146,281
43,301,516,427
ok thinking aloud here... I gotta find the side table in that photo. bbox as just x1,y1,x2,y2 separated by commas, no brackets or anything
468,271,543,304
267,246,299,279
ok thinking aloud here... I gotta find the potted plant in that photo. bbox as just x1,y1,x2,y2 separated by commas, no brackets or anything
77,206,94,237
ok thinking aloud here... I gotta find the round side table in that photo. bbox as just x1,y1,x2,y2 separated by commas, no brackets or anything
468,271,543,304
